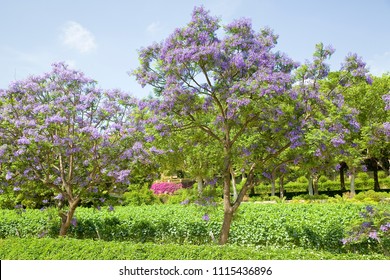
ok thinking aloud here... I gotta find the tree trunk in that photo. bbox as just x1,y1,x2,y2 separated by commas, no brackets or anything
219,146,233,245
308,174,314,196
219,206,234,245
313,174,319,195
279,175,284,198
372,160,381,191
340,162,346,191
350,167,356,197
231,168,238,201
59,198,80,236
196,176,203,196
271,178,276,197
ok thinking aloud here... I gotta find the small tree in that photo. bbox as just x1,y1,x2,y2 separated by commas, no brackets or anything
0,62,144,236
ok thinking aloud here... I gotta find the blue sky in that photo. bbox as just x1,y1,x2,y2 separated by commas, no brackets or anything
1,0,389,98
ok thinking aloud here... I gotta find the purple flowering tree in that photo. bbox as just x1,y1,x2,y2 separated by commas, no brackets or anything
133,7,372,244
0,62,145,236
318,73,390,193
133,7,301,244
292,44,373,196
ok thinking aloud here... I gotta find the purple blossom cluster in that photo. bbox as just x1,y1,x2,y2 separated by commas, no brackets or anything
150,182,183,194
383,94,390,111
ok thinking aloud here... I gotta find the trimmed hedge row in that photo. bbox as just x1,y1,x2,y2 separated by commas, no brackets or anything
2,203,387,253
0,238,388,260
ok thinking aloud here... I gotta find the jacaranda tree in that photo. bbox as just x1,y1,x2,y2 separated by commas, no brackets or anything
0,62,145,236
133,6,371,244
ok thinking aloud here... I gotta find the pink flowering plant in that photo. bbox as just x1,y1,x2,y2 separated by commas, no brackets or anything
342,205,390,256
150,182,183,194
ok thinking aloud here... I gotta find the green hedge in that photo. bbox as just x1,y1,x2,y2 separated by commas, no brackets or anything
2,203,387,253
0,238,388,260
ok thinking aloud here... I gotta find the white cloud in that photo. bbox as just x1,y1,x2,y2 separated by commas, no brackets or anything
60,21,97,53
146,21,162,33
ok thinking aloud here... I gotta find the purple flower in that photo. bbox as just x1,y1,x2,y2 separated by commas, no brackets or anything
202,213,210,221
17,137,31,145
365,206,374,214
330,136,345,147
150,146,164,154
42,199,48,204
0,189,4,194
113,169,131,183
108,205,114,211
45,115,67,124
380,224,389,232
361,222,372,228
180,199,190,205
262,172,272,180
13,187,21,192
38,230,48,238
5,171,13,181
71,218,77,227
368,231,379,241
99,197,105,203
54,193,64,200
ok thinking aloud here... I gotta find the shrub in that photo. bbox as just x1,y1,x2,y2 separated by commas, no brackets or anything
292,194,329,201
150,182,183,194
1,203,388,253
122,188,160,206
358,172,370,181
318,176,329,183
378,171,388,179
121,183,160,206
353,190,390,203
342,205,390,256
296,176,308,183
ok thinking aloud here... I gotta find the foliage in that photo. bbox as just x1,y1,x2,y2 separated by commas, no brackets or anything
352,190,390,203
1,237,388,260
343,205,390,255
291,194,330,201
150,182,183,194
122,184,160,206
1,203,387,253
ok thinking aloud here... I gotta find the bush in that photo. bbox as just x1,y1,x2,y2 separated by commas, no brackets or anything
1,203,389,254
318,176,329,183
150,182,183,194
296,176,308,183
291,194,329,201
378,171,388,179
122,184,160,206
353,190,390,203
342,205,390,256
358,172,370,181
